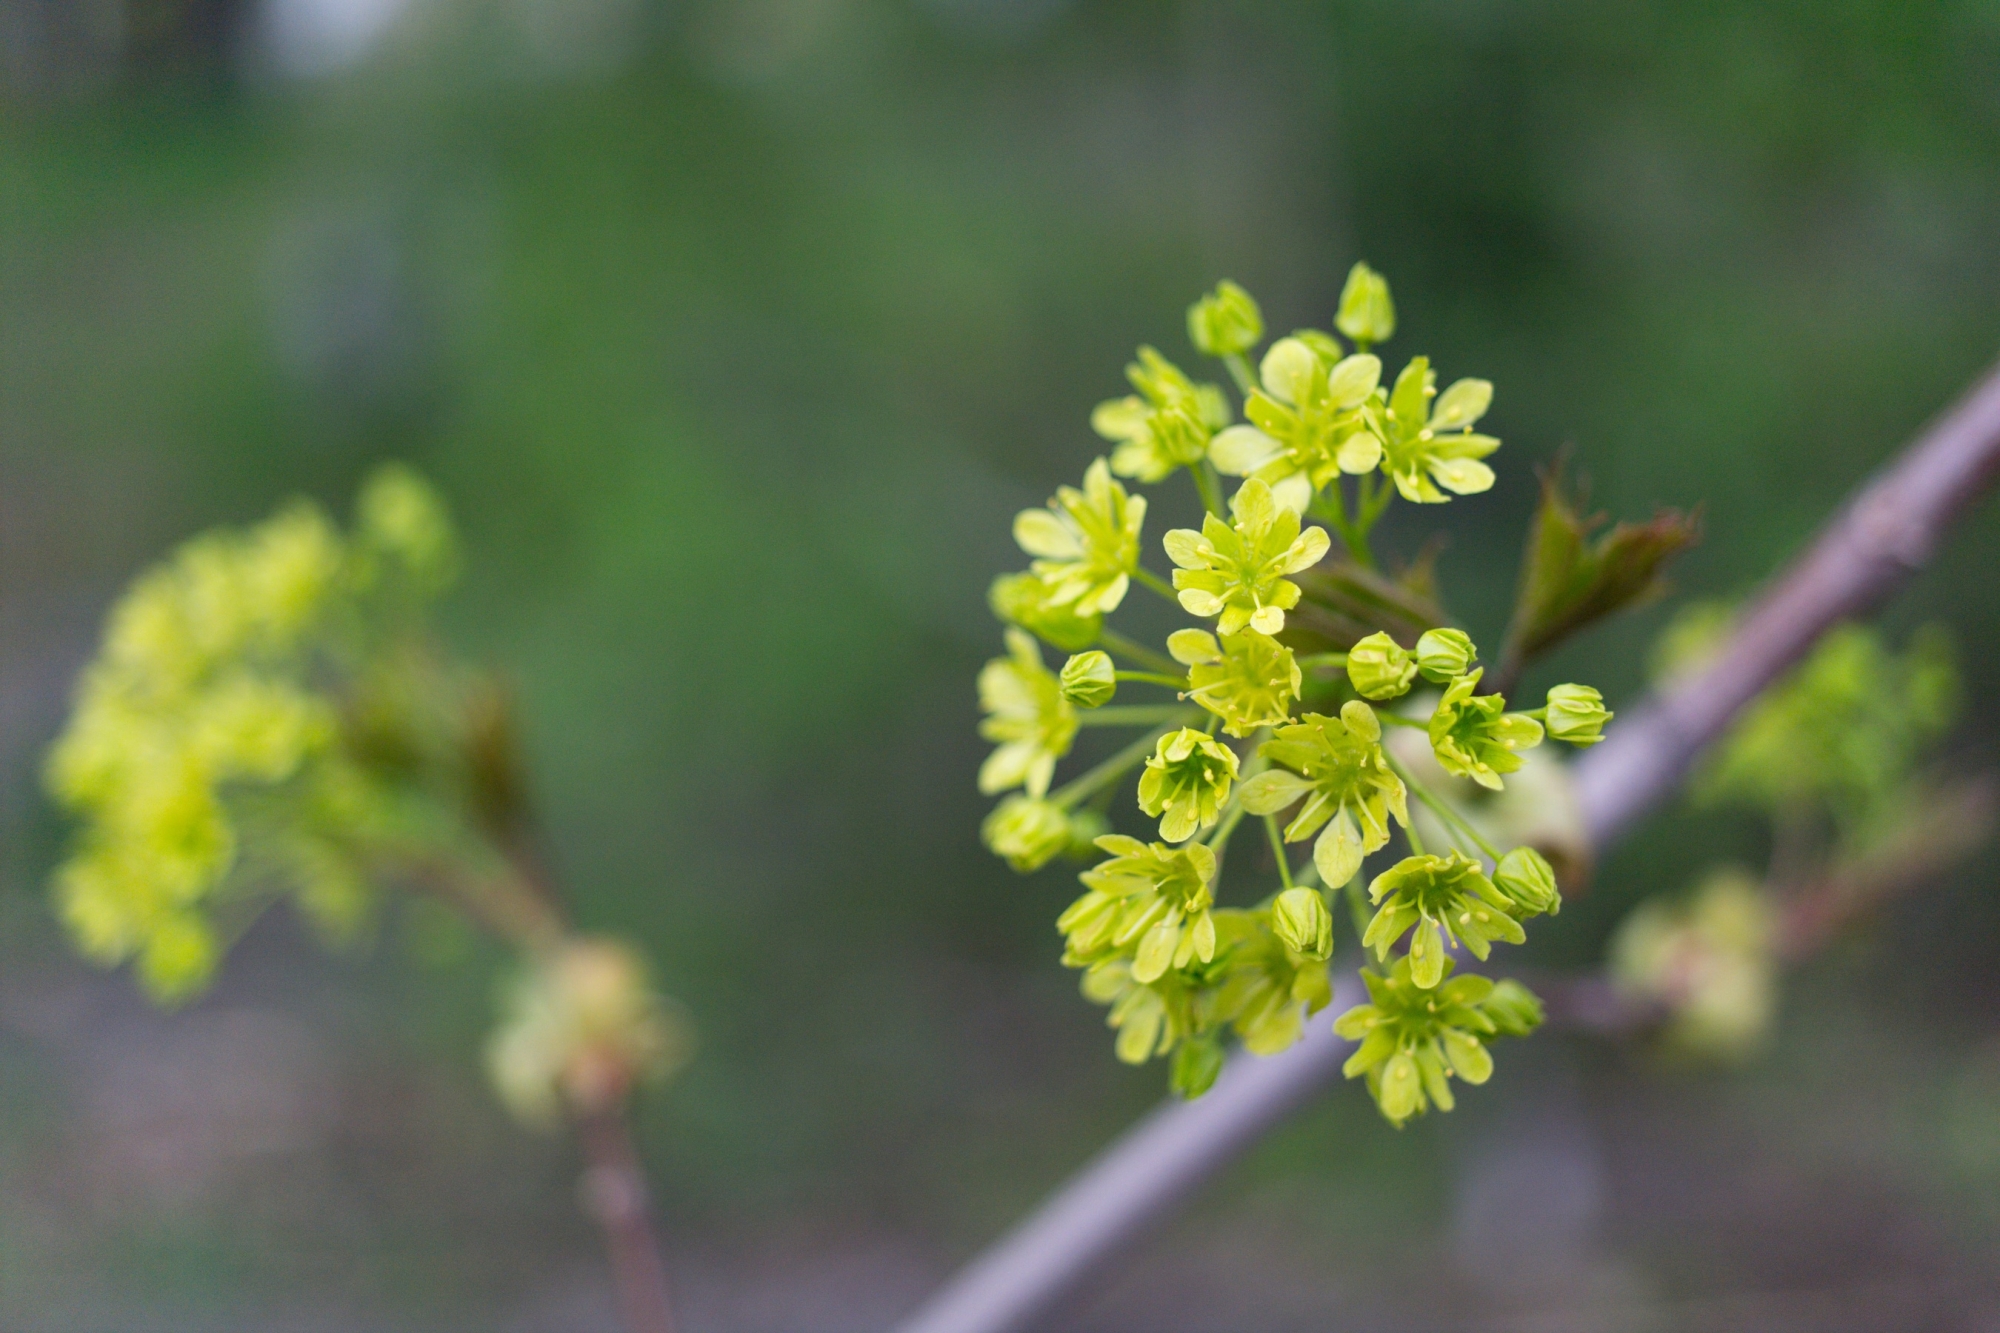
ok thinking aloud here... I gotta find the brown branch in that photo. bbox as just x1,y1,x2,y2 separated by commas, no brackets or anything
1572,360,2000,847
448,682,684,1333
1774,774,1998,961
891,357,2000,1333
578,1108,681,1333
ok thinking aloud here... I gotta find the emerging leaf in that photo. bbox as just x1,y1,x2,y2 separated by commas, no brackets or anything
1499,461,1699,681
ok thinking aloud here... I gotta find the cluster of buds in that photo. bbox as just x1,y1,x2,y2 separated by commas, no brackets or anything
977,269,1617,1122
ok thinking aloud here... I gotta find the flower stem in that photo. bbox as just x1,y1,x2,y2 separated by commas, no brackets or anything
1075,705,1194,728
1112,671,1189,689
1098,628,1182,676
1386,752,1504,862
577,1108,680,1333
1312,483,1374,568
1263,815,1295,890
1050,723,1179,808
1296,652,1348,670
1206,799,1249,857
1132,566,1179,602
1190,463,1226,520
1376,710,1429,730
1222,351,1257,398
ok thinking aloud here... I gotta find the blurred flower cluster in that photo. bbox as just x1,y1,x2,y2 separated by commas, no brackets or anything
46,466,689,1129
1610,611,1978,1061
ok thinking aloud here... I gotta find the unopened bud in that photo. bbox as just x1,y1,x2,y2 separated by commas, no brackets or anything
1346,631,1417,701
1272,886,1334,960
1059,650,1117,708
1493,845,1560,917
1415,627,1476,683
1545,683,1612,746
1186,281,1264,358
1335,261,1396,345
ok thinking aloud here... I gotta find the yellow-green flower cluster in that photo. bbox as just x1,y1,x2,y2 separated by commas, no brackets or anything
1333,957,1541,1126
1093,347,1233,484
978,271,1608,1124
45,466,457,1003
1240,700,1408,887
1013,459,1148,617
1164,478,1331,635
977,629,1078,798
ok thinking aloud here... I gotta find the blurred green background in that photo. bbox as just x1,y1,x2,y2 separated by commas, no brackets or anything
4,1,2000,1328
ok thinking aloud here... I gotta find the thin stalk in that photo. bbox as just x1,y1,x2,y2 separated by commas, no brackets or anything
467,690,681,1333
1098,628,1182,676
1205,799,1249,858
1376,710,1428,730
1190,463,1226,520
1221,352,1257,398
1132,566,1180,602
1357,474,1395,535
1296,652,1348,671
577,1109,680,1333
1263,815,1295,890
1387,753,1504,862
1076,705,1193,728
1113,671,1189,689
1310,485,1370,567
1050,723,1181,808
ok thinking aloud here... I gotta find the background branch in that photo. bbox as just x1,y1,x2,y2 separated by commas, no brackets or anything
892,358,2000,1333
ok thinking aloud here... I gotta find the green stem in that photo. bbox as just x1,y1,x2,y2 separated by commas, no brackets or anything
1263,815,1295,890
1376,710,1429,730
1297,652,1349,670
1191,462,1226,520
1113,670,1190,689
1132,566,1179,602
1403,813,1428,857
1076,705,1195,728
1050,724,1177,808
1345,875,1371,943
1386,752,1504,862
1314,482,1374,568
1206,799,1250,857
1222,352,1257,398
1098,628,1182,676
1362,477,1395,531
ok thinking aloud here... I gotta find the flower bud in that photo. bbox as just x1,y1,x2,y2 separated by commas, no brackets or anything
1345,631,1417,701
1335,261,1396,345
1480,978,1545,1037
1414,627,1476,683
982,795,1074,873
1272,886,1334,960
1059,650,1117,708
1493,845,1560,918
1545,683,1612,746
1186,281,1264,358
